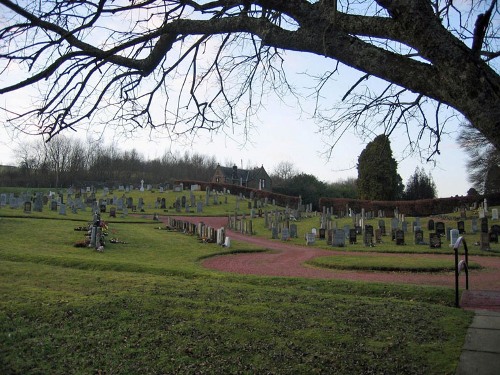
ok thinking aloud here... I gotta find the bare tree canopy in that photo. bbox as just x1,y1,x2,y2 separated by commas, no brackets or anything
0,0,499,156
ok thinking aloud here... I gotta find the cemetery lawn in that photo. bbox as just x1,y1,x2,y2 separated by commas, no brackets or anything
251,214,500,256
0,215,473,374
307,255,482,272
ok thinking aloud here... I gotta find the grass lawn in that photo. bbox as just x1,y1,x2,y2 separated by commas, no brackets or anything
0,208,475,374
307,254,482,272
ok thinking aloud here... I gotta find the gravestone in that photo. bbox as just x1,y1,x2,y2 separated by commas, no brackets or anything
471,218,478,233
481,217,489,233
326,229,333,245
414,229,424,244
343,225,350,239
349,229,357,244
281,228,290,241
109,207,116,218
375,229,382,244
378,220,386,235
116,198,124,210
290,224,298,238
332,229,345,247
450,229,460,246
391,217,399,231
216,227,225,245
305,232,315,246
429,233,441,248
319,228,326,240
161,198,166,209
395,230,405,245
271,227,278,239
23,201,32,213
0,193,6,207
364,225,374,247
34,193,43,212
51,200,58,211
59,203,66,215
427,219,435,231
435,222,445,236
492,208,499,221
197,202,203,213
457,221,465,234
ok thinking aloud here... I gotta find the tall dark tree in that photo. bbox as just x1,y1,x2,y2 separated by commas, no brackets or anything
357,135,402,200
0,0,499,158
403,167,437,200
458,122,500,194
484,164,500,195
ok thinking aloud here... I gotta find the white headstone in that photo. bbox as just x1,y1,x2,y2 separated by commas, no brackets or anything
492,208,499,220
450,229,460,246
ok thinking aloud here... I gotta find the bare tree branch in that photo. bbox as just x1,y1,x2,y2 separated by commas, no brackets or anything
0,0,498,157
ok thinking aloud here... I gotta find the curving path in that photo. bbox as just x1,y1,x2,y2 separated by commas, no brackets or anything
165,216,500,311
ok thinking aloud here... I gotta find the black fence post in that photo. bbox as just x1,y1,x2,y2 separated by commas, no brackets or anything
453,237,469,307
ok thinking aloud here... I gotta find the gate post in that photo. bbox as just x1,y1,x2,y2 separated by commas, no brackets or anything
453,236,469,307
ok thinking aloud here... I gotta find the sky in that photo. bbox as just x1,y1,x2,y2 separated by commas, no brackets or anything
0,90,470,198
0,12,473,198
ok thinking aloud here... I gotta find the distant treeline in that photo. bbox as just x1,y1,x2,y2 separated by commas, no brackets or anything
0,137,218,188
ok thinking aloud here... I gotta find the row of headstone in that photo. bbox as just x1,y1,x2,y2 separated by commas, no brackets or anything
228,216,255,235
166,217,229,246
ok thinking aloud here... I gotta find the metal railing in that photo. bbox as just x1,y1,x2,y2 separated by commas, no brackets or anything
453,236,469,307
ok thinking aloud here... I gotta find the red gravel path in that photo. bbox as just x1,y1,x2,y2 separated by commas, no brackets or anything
168,216,500,310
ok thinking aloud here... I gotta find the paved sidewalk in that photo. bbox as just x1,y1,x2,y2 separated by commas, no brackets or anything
455,309,500,375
